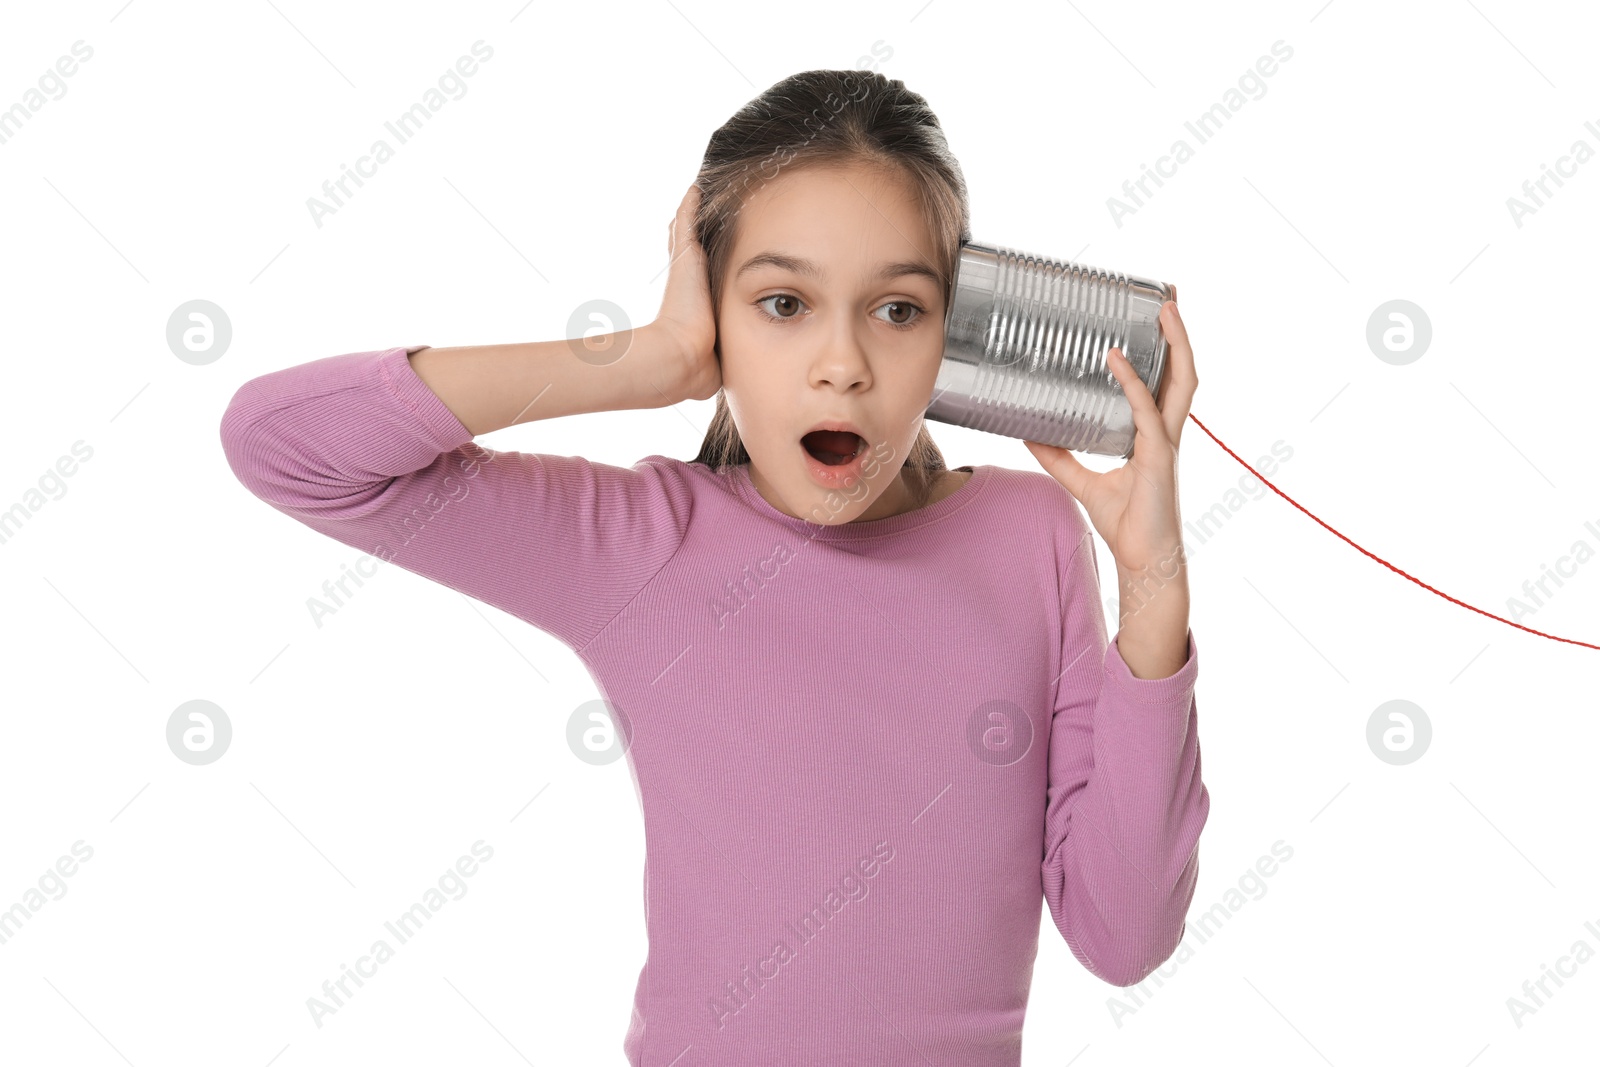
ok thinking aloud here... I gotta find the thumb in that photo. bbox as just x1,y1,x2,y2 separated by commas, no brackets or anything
1024,440,1093,503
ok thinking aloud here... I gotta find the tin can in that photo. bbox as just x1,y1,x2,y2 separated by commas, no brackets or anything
927,240,1172,459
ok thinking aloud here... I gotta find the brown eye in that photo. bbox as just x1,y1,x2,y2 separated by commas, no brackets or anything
756,294,804,320
875,301,924,328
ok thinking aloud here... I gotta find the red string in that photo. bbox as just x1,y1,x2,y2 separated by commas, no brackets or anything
1184,412,1598,651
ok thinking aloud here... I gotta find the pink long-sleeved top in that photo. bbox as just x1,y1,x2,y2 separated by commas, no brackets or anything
219,345,1209,1066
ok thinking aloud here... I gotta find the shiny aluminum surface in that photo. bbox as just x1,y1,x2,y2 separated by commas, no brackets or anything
928,241,1171,458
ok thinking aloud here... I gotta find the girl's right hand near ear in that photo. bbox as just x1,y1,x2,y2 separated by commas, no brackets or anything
651,183,721,404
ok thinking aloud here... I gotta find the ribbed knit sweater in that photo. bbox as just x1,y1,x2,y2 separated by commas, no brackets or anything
218,344,1209,1066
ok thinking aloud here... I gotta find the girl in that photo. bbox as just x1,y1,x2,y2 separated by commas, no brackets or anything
221,69,1206,1066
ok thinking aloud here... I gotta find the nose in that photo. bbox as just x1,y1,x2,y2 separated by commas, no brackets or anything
808,313,872,392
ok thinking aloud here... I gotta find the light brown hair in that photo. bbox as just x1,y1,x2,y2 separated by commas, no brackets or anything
687,69,972,507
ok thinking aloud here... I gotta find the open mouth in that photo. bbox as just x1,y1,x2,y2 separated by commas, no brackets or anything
801,429,866,466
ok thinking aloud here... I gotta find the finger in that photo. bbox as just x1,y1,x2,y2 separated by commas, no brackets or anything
1156,300,1197,449
667,192,700,268
1023,439,1093,504
671,183,697,252
1107,347,1171,455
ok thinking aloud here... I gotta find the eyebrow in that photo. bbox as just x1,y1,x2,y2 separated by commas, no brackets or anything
734,251,941,287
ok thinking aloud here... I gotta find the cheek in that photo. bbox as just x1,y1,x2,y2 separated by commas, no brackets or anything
717,344,778,399
887,354,942,414
712,310,769,386
720,372,784,451
718,324,799,397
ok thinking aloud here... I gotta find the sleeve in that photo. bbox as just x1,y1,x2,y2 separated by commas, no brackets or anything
1039,518,1208,987
217,345,691,654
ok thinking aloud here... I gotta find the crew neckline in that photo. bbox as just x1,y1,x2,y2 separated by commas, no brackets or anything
725,461,993,540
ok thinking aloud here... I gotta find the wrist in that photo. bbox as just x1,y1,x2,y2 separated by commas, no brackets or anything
634,322,686,406
1114,547,1187,614
614,323,685,409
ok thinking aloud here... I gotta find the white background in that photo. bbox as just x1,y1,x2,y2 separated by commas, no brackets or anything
1,0,1596,1064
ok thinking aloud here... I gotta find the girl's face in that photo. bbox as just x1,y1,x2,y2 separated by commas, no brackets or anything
718,160,948,524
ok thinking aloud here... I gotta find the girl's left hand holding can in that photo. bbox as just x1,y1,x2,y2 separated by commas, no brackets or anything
1024,290,1198,576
